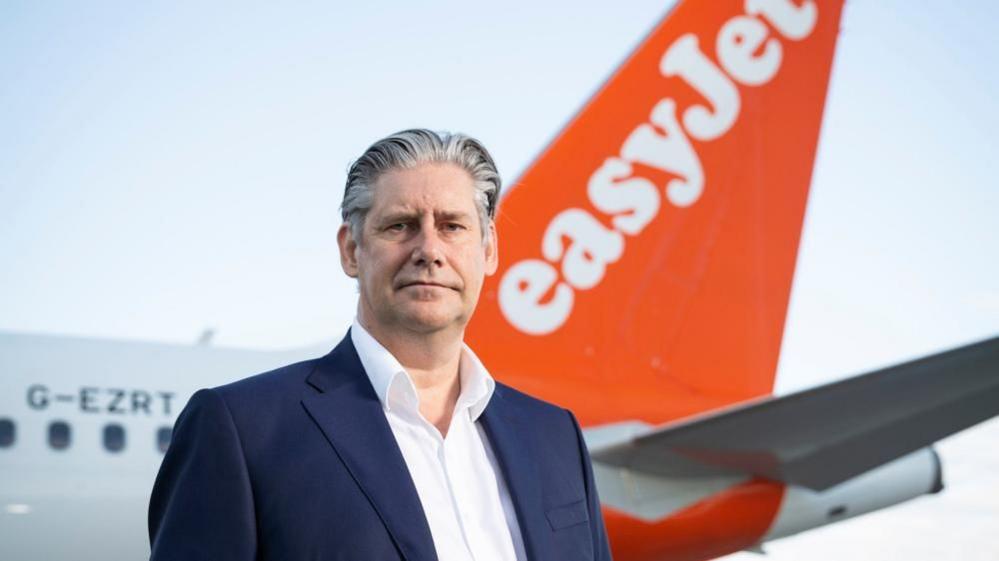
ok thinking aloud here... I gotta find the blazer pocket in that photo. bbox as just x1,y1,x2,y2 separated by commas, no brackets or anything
545,499,590,531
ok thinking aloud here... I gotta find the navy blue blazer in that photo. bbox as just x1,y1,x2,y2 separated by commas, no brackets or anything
149,332,612,560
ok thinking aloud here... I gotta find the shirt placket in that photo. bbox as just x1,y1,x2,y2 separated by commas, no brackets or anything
415,401,478,561
454,420,517,561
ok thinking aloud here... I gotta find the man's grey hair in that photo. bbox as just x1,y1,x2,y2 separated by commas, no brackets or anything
341,128,501,243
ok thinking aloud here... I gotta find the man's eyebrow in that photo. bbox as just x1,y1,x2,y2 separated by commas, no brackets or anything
435,210,474,222
376,210,418,224
374,209,474,225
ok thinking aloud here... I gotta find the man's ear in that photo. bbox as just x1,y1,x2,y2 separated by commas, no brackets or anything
337,224,359,278
484,220,499,276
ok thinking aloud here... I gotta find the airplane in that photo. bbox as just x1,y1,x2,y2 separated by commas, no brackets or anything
1,0,997,560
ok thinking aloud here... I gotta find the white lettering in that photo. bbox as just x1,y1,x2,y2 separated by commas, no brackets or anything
542,209,624,290
498,259,574,335
718,15,782,86
621,99,704,207
660,34,741,141
587,157,660,234
745,0,817,40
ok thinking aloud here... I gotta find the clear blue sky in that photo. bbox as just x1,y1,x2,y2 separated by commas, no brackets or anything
1,1,997,556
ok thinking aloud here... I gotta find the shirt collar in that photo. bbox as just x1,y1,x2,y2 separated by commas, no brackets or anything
350,318,495,421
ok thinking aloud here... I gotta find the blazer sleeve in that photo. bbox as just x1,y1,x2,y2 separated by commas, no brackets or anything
567,409,614,561
148,388,257,561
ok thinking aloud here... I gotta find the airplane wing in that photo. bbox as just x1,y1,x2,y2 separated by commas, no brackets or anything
589,335,999,491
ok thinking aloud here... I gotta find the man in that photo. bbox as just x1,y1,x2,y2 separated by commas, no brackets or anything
148,129,612,561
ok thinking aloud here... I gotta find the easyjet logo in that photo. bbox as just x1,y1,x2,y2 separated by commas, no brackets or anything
499,0,819,335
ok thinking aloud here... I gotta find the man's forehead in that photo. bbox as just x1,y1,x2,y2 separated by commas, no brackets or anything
368,164,478,215
375,205,475,218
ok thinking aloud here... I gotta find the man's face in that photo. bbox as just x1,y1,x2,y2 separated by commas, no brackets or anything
338,163,498,337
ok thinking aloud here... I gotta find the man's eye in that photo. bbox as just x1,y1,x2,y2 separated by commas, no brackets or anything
443,223,465,232
387,223,408,232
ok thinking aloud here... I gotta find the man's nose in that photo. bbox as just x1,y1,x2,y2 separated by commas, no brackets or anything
410,224,444,268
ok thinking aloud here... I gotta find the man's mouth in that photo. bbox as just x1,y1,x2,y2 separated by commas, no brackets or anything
398,281,456,290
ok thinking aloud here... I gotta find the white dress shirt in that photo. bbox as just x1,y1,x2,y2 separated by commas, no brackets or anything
350,320,527,561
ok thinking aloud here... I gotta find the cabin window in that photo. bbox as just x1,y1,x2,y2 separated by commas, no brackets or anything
103,423,126,453
156,426,172,453
0,418,14,448
48,420,71,450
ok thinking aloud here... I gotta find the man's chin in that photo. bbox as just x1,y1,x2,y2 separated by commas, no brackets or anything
395,307,466,334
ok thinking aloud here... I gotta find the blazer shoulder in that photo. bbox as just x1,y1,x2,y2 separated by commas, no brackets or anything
493,381,573,423
210,356,323,411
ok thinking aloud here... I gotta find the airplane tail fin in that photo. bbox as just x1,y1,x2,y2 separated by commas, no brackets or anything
468,0,845,426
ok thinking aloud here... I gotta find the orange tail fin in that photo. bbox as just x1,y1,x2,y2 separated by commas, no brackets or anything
468,0,845,426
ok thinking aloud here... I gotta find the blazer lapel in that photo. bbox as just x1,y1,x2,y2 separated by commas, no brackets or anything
480,385,550,561
301,333,438,561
